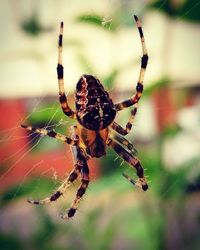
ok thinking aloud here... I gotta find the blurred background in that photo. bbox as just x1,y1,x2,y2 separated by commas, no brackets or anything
0,0,200,249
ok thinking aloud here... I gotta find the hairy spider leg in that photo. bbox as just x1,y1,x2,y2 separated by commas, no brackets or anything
61,147,89,219
27,126,82,205
27,160,82,205
114,15,148,135
115,15,148,111
110,104,138,135
107,138,148,191
108,128,137,155
57,22,75,118
21,124,78,146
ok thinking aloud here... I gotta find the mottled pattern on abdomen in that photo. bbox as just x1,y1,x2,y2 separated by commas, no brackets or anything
75,75,116,131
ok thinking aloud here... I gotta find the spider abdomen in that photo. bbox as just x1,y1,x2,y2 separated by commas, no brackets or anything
75,75,116,131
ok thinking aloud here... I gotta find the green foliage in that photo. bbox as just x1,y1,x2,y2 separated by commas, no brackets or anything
0,178,55,206
0,234,23,250
180,0,200,22
91,169,132,194
27,102,74,134
76,14,103,26
99,148,122,176
159,166,189,199
1,155,198,250
143,77,170,98
81,209,118,250
21,15,43,36
26,102,74,152
161,125,181,138
32,209,58,250
75,14,118,31
28,103,62,126
149,0,200,22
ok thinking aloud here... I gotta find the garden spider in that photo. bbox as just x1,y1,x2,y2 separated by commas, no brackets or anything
21,15,148,219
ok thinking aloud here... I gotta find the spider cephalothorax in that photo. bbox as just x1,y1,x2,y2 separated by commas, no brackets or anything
21,15,149,219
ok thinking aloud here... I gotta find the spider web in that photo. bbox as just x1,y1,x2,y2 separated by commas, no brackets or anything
0,0,199,224
0,98,71,192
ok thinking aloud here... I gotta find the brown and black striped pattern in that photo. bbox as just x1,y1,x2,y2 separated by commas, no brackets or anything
21,124,78,146
109,129,137,155
75,74,116,131
113,15,148,134
25,124,90,219
21,15,149,220
62,163,90,219
107,138,148,191
27,158,83,205
57,22,75,118
111,105,138,136
109,16,148,192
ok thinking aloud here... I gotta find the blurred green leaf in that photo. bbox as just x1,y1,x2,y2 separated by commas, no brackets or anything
179,0,200,22
21,15,43,36
1,178,55,205
143,77,170,98
162,125,181,138
26,102,73,152
75,14,118,31
28,104,62,126
76,14,102,25
32,208,57,250
82,209,118,250
149,0,200,22
0,234,23,250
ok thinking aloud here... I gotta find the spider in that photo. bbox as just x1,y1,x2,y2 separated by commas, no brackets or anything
21,15,148,219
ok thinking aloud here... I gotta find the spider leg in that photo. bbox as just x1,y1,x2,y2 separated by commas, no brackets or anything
57,22,75,119
111,104,138,135
27,160,82,205
21,124,78,146
107,138,148,191
109,128,137,155
115,15,148,111
27,125,85,205
61,153,89,219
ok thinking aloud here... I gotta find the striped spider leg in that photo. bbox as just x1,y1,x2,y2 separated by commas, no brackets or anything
61,145,89,219
111,104,138,136
111,15,148,136
109,128,137,155
21,124,78,146
22,125,89,219
21,15,149,219
57,22,75,119
107,137,148,191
